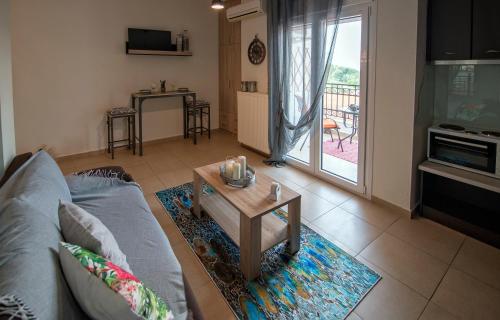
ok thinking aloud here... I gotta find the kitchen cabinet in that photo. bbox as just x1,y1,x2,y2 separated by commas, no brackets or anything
428,0,500,61
472,0,500,59
219,0,241,134
428,0,471,61
419,161,500,249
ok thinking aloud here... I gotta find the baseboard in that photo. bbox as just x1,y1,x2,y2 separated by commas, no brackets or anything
371,196,411,216
56,129,224,162
239,143,270,158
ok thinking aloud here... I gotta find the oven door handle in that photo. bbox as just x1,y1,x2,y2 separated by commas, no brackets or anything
435,136,488,149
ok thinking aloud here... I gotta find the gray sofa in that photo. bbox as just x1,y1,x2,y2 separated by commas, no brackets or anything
0,151,199,319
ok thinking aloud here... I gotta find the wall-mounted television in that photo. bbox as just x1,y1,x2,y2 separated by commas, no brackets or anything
127,28,172,51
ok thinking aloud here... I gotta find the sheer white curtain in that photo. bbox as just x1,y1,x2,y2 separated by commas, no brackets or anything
266,0,343,165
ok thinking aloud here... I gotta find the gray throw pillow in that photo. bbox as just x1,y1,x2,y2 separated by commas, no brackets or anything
58,200,131,273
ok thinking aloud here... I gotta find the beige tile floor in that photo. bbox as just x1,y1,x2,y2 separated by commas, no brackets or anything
57,131,500,320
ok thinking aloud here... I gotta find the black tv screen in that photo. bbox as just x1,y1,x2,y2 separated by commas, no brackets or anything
128,28,171,51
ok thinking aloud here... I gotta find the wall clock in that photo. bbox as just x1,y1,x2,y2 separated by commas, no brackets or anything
248,35,266,65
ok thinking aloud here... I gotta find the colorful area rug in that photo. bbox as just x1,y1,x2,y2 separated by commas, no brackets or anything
156,183,380,319
323,139,358,164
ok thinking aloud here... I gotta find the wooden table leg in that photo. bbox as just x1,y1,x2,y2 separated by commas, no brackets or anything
287,196,301,254
192,171,202,218
240,214,261,280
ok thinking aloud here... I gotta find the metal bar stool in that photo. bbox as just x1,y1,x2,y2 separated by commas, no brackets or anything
106,107,136,159
185,99,211,142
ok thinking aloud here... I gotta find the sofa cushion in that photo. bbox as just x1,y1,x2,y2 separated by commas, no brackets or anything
0,150,71,226
59,200,131,273
0,198,85,319
65,175,188,319
59,242,174,320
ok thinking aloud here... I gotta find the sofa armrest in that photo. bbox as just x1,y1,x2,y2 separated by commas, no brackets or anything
74,166,134,182
0,152,33,189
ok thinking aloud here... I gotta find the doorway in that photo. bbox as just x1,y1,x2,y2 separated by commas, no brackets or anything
287,4,371,195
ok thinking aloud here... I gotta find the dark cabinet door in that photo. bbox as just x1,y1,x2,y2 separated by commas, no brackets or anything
429,0,472,60
472,0,500,59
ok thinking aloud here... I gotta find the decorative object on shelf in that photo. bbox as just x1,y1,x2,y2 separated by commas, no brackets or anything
211,0,224,10
177,87,189,92
176,33,183,52
182,30,190,51
248,35,266,65
246,81,257,92
220,156,255,188
138,89,152,94
269,182,281,201
151,83,157,93
240,81,257,92
160,80,166,93
240,81,248,92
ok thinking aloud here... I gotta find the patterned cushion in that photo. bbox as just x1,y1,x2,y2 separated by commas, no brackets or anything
59,242,174,320
108,107,136,116
74,166,134,182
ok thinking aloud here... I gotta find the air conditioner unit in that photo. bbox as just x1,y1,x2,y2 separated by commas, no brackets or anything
226,0,264,22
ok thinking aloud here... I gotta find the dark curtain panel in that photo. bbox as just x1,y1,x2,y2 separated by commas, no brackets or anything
266,0,343,165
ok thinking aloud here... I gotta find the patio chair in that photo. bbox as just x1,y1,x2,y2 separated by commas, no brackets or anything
323,118,344,152
294,95,344,152
299,117,344,152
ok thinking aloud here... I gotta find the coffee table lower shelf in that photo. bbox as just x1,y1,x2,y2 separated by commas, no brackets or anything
200,192,289,252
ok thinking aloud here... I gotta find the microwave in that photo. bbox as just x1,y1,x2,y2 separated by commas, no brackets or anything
428,126,500,179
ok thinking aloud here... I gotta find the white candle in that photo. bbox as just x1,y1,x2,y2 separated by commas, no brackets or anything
226,160,235,178
238,156,247,177
233,163,241,180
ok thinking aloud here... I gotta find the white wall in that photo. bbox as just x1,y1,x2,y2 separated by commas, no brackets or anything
241,9,268,92
371,0,420,210
0,0,17,174
11,0,219,157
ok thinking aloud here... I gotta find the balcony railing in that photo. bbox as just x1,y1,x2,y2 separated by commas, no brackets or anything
323,83,360,119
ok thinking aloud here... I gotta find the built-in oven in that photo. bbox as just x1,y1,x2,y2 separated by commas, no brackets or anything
428,127,500,178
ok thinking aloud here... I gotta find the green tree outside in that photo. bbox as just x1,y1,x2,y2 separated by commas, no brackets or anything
328,65,360,85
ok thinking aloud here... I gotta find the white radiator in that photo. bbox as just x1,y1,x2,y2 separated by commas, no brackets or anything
237,91,270,154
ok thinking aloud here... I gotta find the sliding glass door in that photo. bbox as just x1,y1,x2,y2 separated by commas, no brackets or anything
288,4,370,194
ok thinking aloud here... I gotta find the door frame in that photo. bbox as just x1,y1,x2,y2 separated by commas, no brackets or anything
286,1,377,198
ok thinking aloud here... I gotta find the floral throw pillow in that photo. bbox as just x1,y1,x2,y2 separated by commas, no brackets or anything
59,242,174,320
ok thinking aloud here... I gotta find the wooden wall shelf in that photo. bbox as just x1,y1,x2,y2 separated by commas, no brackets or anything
126,48,192,56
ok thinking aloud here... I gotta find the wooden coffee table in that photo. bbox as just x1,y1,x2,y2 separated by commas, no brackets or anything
192,162,301,280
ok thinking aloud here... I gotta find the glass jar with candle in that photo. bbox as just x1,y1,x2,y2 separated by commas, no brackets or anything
237,155,247,178
224,156,236,179
220,156,256,187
